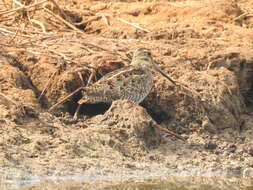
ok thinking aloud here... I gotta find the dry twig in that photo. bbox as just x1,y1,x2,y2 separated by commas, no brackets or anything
155,124,186,142
49,0,69,20
12,0,25,7
38,70,57,101
1,0,9,9
0,0,48,16
43,7,83,33
29,18,47,33
82,15,101,25
117,18,150,33
0,92,25,113
102,14,109,25
49,86,84,111
234,12,249,21
0,92,19,106
0,27,32,37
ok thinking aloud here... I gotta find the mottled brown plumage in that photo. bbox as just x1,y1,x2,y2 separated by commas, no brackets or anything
78,48,155,104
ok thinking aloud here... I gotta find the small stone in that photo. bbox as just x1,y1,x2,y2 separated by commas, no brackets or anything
246,157,253,166
243,168,253,178
226,145,237,153
225,167,242,177
204,141,217,150
248,146,253,156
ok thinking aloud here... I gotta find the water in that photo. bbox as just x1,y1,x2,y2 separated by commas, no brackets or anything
1,175,253,190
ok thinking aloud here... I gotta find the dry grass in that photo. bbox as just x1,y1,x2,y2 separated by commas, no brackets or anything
0,0,202,120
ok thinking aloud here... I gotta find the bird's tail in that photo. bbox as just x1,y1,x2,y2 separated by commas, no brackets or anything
78,88,89,104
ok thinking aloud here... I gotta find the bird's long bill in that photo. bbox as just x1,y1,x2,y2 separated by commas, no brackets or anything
153,64,177,85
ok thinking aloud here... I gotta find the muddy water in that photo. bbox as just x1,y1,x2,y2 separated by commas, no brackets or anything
101,178,253,190
3,178,253,190
2,174,253,190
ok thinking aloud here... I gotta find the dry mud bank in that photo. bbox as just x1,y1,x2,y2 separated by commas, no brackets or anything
0,0,253,186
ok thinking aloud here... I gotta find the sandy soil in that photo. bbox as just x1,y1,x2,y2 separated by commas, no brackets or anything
1,0,253,187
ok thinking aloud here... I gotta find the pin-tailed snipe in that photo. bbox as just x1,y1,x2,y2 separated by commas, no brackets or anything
78,48,160,105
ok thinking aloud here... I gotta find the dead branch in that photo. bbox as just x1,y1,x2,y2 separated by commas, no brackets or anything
0,27,32,37
82,15,101,25
49,0,69,21
49,86,84,111
0,92,19,106
43,7,83,33
29,19,47,33
0,92,25,113
102,14,109,25
234,12,248,21
38,70,57,101
0,0,48,16
117,18,151,33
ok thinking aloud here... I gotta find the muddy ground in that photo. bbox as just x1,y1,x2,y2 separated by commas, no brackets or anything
1,0,253,187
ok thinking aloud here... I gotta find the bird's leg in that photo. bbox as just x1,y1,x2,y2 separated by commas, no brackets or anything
73,99,88,120
73,69,95,120
73,104,81,120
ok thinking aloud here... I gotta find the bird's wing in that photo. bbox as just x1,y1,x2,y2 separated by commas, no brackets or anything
97,67,150,102
96,66,146,85
96,65,133,83
80,67,149,103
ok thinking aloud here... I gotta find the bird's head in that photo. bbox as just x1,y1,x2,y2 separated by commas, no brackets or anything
130,48,177,85
130,48,154,69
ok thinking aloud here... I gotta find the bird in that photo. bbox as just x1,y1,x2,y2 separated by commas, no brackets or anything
48,47,177,119
49,48,186,141
78,48,158,105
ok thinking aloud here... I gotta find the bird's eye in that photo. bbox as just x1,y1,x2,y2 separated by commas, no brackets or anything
147,52,151,56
